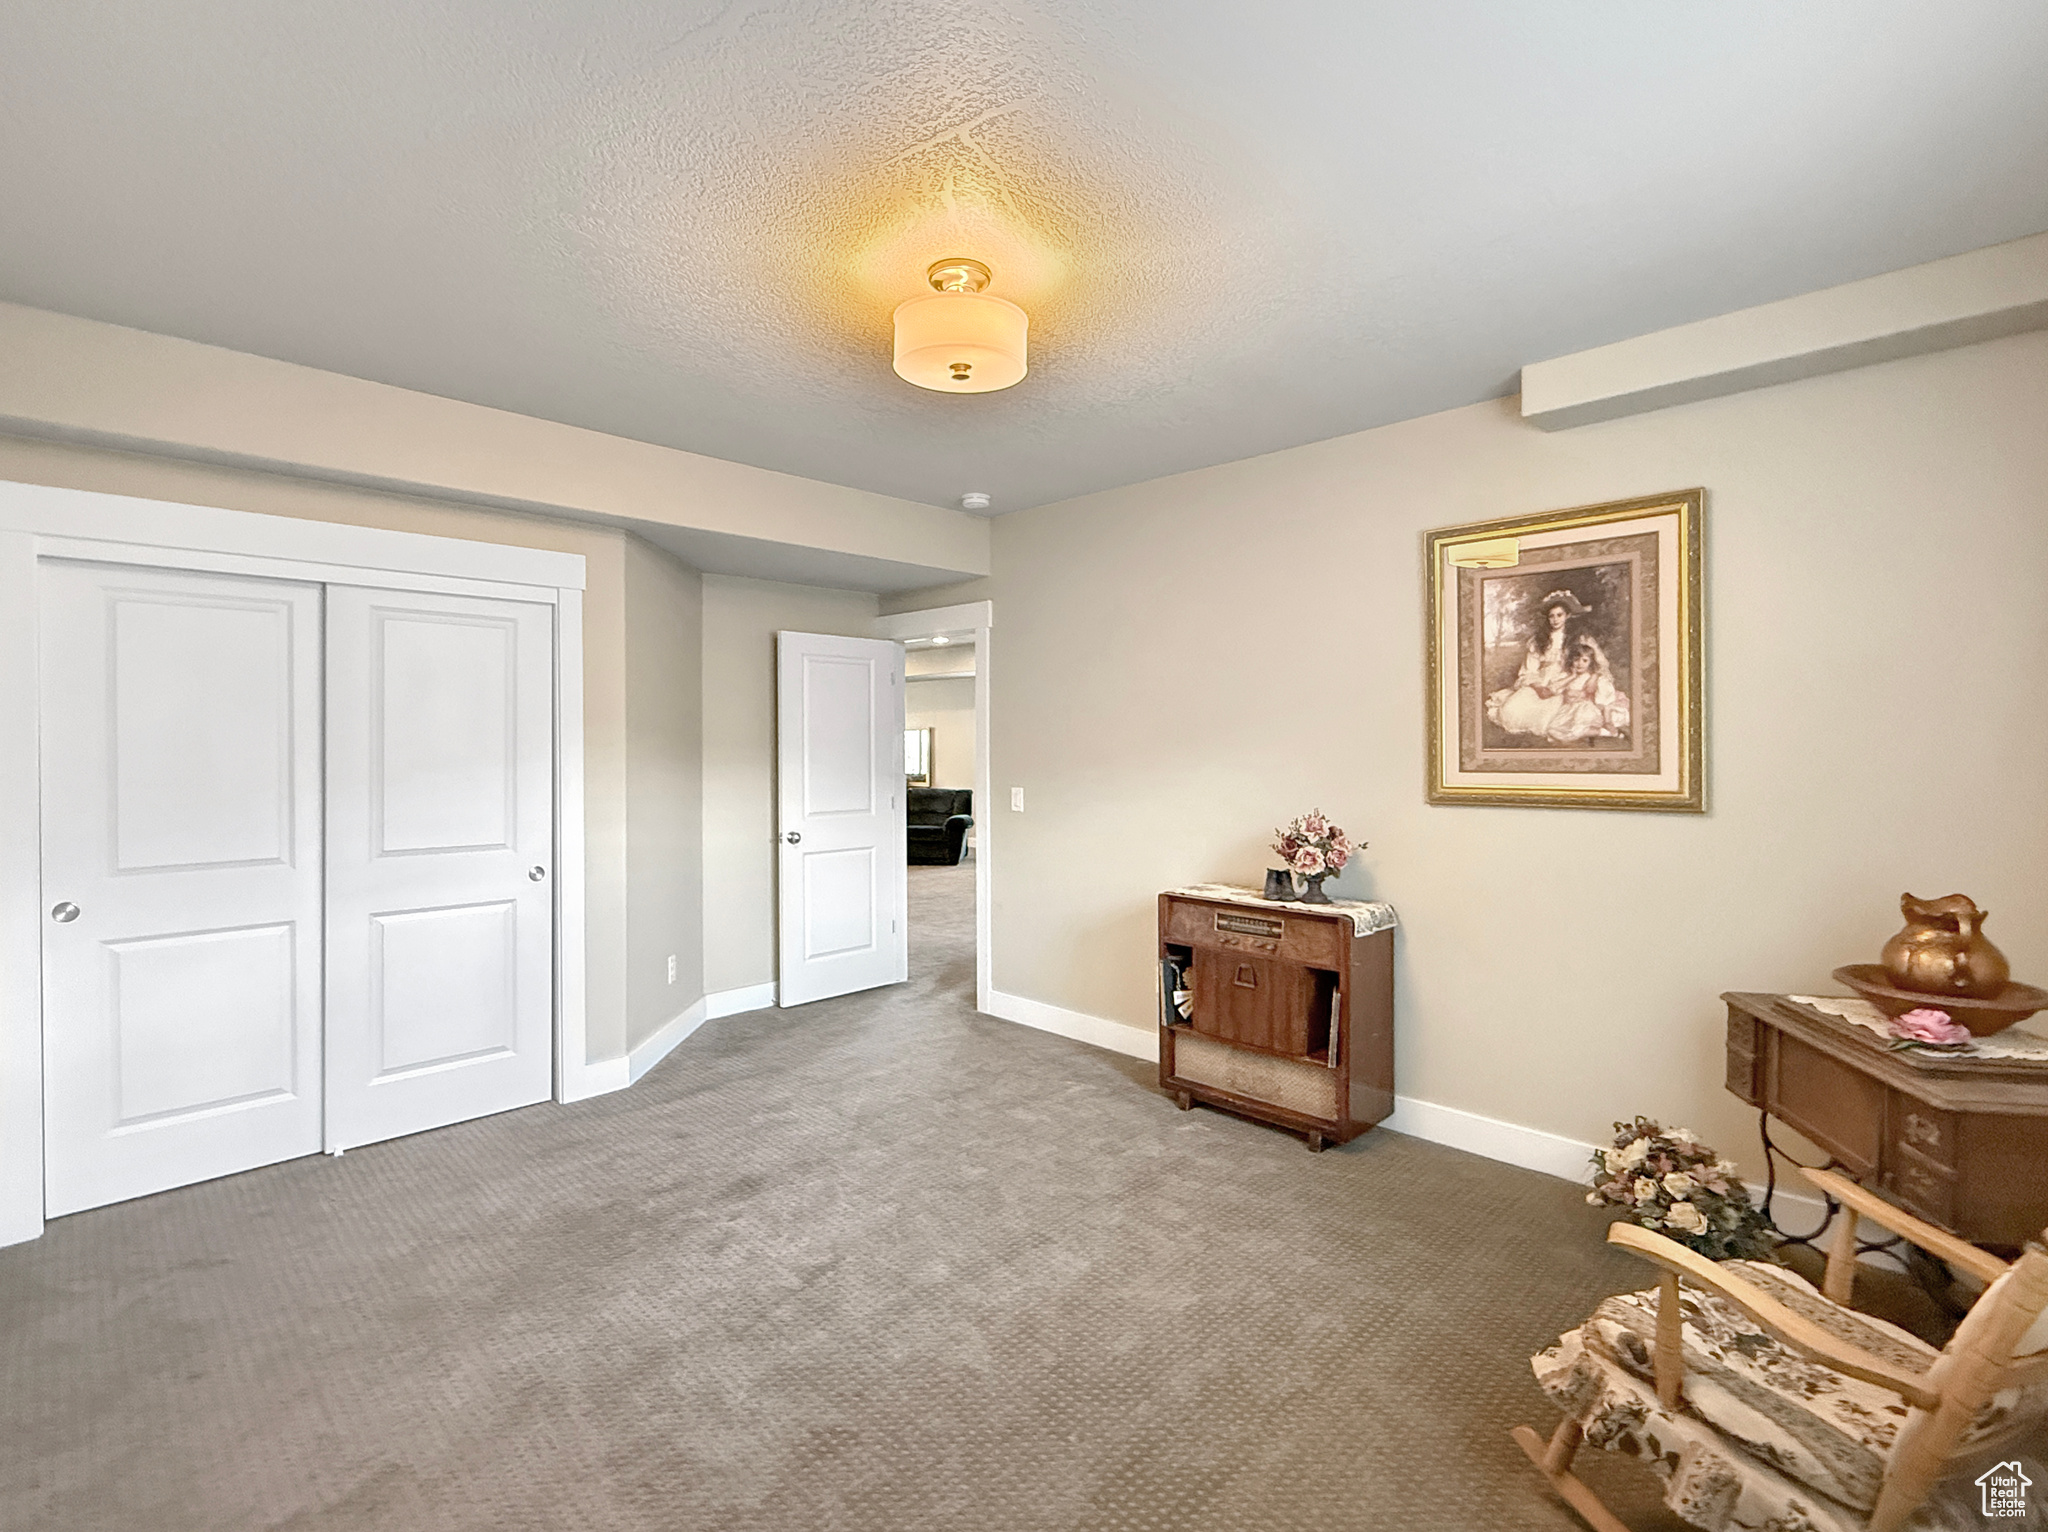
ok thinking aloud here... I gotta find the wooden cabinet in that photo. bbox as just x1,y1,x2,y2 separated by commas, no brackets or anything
1159,888,1395,1149
1724,992,2048,1249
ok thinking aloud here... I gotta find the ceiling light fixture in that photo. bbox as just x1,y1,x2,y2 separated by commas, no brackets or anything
893,259,1027,394
930,636,951,646
1447,537,1521,569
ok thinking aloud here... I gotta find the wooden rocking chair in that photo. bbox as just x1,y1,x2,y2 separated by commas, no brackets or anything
1514,1166,2048,1532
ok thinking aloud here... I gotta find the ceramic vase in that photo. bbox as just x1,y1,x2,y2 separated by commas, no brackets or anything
1298,873,1333,905
1882,893,2010,999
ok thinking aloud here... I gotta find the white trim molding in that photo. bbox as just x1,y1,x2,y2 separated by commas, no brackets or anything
548,587,606,1106
11,482,585,589
1382,1095,1595,1182
1522,230,2048,428
982,990,1159,1062
0,529,41,1247
564,1057,630,1101
706,982,778,1019
0,479,591,1244
627,999,710,1084
873,601,992,641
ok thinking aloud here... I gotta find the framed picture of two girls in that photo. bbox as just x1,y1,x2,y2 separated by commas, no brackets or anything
1425,489,1704,812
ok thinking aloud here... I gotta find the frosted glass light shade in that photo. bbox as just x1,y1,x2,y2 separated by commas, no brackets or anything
892,291,1028,393
1446,536,1521,569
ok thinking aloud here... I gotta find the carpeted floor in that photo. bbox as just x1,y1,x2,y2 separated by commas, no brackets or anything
4,859,2010,1530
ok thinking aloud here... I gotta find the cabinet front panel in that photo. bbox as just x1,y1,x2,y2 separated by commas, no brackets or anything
1951,1115,2048,1247
1163,899,1345,968
1725,1011,1762,1105
1884,1140,1959,1232
1190,953,1316,1055
1172,1032,1338,1122
1767,1033,1884,1175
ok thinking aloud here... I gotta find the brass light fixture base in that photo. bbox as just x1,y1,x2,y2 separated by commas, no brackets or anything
926,258,992,294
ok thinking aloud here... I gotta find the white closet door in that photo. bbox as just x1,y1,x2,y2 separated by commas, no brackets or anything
40,562,324,1216
324,586,555,1150
775,631,907,1007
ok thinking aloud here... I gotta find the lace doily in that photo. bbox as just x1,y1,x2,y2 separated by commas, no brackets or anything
1170,884,1397,937
1788,995,2048,1063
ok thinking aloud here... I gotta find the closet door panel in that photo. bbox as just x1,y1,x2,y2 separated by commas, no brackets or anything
325,587,555,1150
40,562,323,1216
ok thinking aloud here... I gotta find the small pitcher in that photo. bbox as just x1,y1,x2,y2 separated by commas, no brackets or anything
1882,893,2011,998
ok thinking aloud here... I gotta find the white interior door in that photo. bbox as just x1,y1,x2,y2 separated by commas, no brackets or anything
324,586,555,1150
776,632,906,1007
40,562,324,1216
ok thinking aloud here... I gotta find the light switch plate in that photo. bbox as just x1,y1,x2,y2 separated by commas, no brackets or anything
1010,787,1024,811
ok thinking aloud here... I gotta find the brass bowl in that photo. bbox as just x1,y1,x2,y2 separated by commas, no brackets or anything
1832,964,2048,1037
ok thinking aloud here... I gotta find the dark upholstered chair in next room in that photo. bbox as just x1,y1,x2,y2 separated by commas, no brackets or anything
907,787,973,865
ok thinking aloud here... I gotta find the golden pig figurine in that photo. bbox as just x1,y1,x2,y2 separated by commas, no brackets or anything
1882,893,2011,999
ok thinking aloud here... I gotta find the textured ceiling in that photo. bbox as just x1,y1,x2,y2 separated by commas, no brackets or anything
3,1,2046,513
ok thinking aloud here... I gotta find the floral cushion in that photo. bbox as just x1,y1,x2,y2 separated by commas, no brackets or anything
1534,1323,1868,1532
1533,1261,2048,1527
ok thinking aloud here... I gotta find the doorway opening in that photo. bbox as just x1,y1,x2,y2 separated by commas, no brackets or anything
874,602,992,1013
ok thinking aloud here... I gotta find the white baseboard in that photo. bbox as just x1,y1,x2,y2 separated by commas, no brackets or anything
563,985,768,1107
1382,1095,1595,1181
706,981,777,1019
983,989,1160,1061
628,997,710,1083
559,1054,630,1102
977,989,1838,1228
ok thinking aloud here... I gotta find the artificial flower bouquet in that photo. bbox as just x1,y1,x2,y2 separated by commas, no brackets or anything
1586,1117,1777,1261
1888,1007,1973,1052
1271,810,1359,881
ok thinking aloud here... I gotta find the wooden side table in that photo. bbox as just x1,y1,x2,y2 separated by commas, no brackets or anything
1724,992,2048,1249
1158,886,1395,1150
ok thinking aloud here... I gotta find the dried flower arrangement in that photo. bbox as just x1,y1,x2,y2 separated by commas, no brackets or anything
1586,1117,1777,1261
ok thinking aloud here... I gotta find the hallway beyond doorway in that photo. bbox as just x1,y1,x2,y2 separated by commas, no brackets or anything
907,853,975,996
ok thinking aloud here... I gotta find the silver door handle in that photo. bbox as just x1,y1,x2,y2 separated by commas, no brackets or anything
784,831,801,844
528,866,547,882
50,902,79,923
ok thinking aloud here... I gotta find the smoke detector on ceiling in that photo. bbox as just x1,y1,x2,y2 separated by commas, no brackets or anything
960,491,992,512
894,259,1028,394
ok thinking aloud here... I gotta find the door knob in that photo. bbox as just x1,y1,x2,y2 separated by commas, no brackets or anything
784,831,802,844
50,902,80,923
528,866,547,882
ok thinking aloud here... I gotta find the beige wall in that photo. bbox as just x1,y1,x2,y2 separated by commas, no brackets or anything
623,538,705,1052
0,431,692,1065
907,676,976,792
887,328,2048,1166
701,574,881,995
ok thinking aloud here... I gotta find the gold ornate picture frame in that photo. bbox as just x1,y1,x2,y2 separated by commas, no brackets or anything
1425,490,1704,812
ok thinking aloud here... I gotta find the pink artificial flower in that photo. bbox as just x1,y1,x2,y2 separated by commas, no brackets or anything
1891,1008,1970,1047
1302,812,1328,838
1292,846,1326,877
